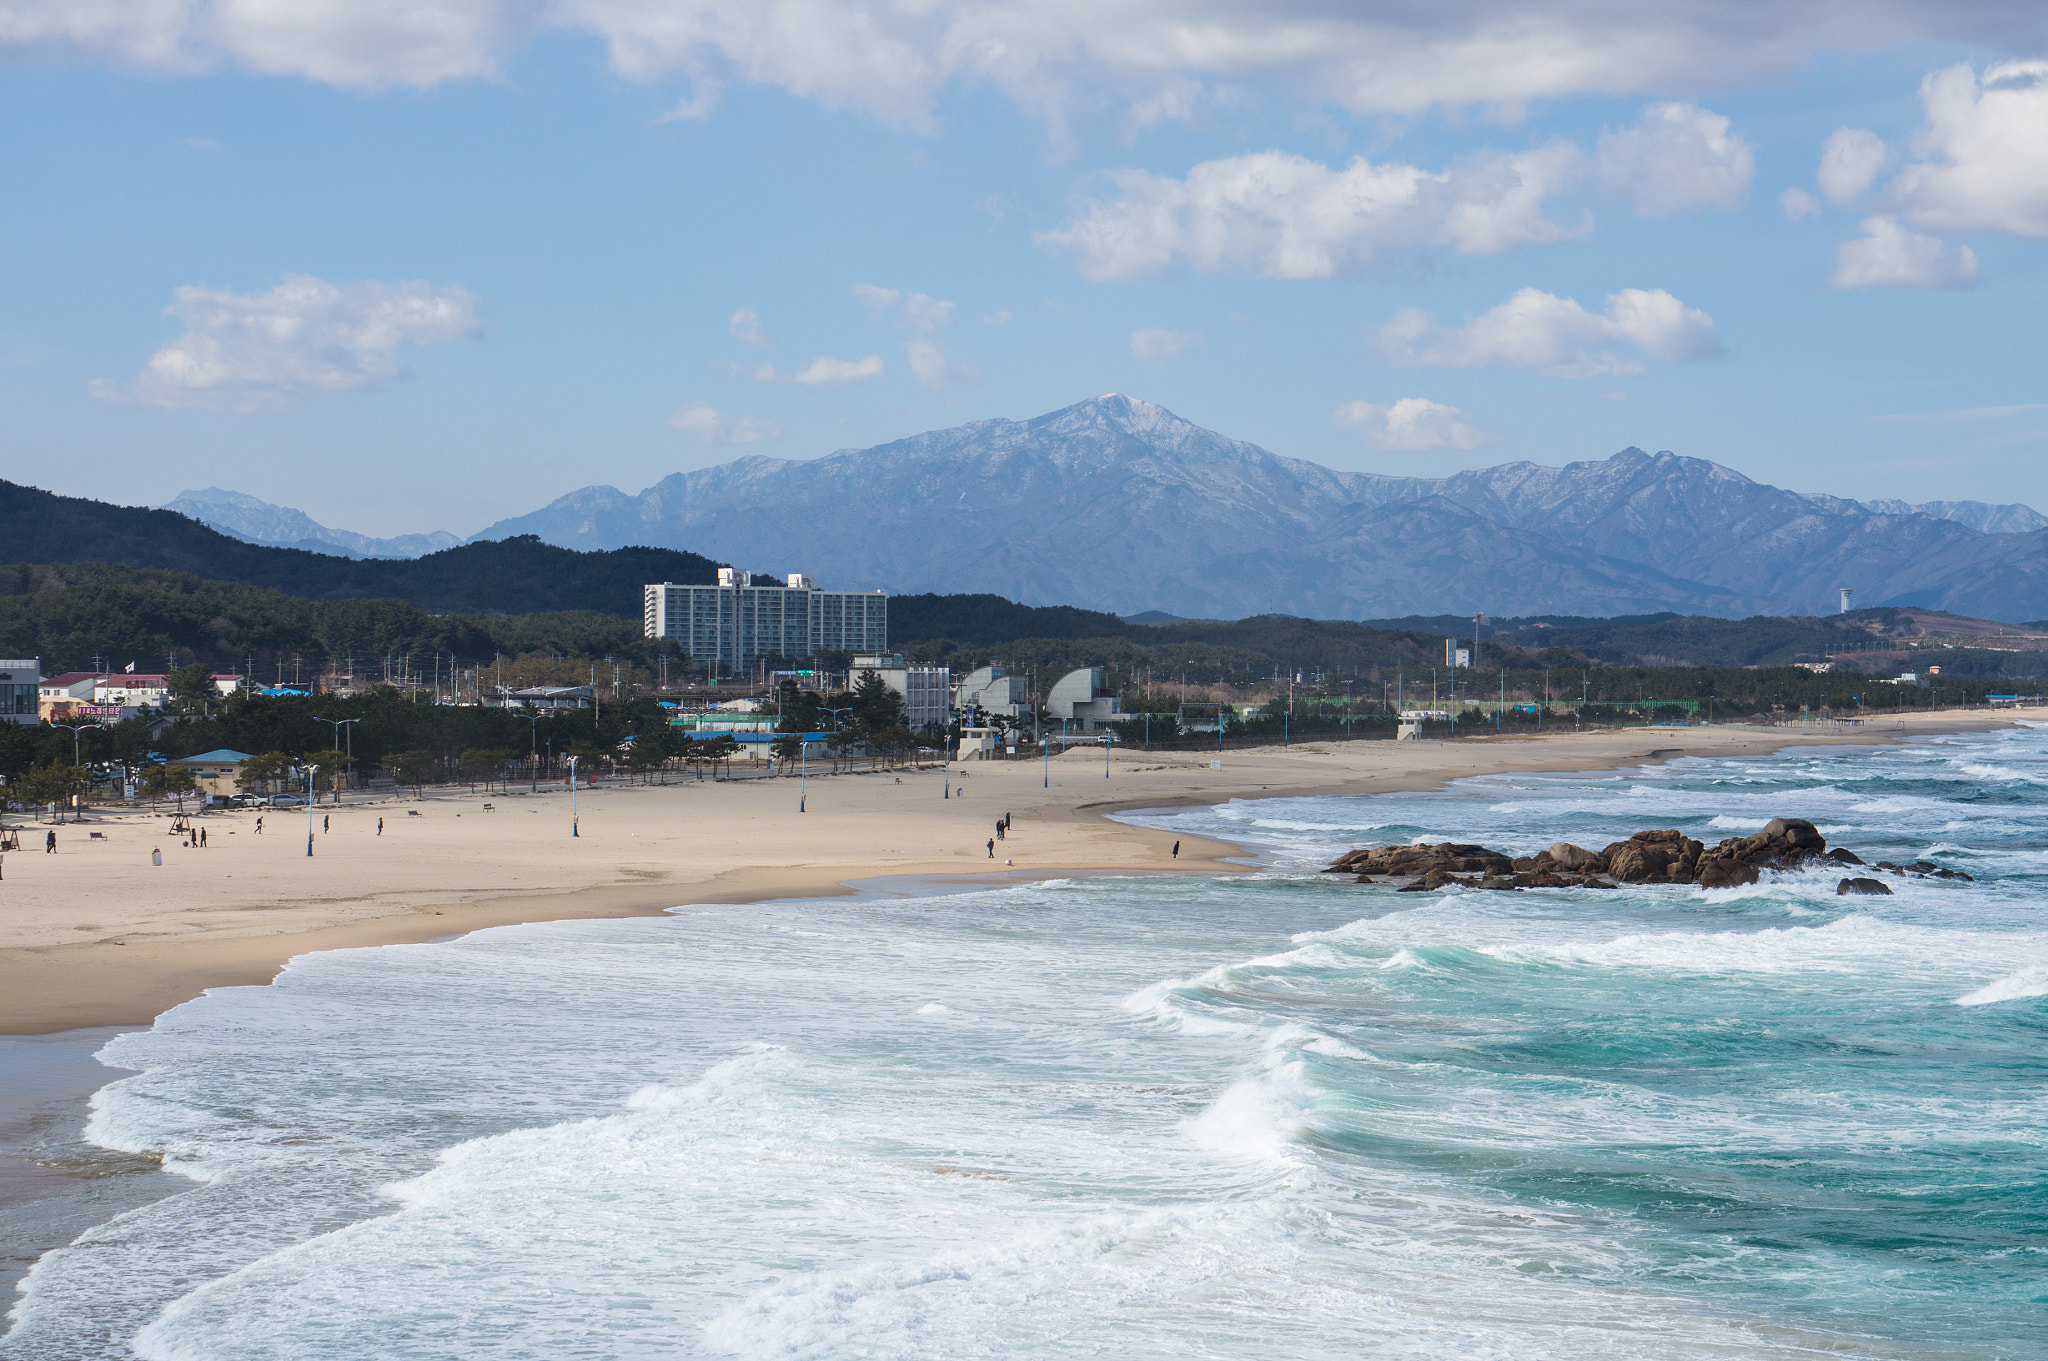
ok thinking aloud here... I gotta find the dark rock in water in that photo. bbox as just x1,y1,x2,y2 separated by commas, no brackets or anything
1602,830,1704,884
1837,877,1894,896
1871,859,1972,882
1695,856,1760,889
1547,841,1599,870
1765,817,1824,850
1326,816,1905,892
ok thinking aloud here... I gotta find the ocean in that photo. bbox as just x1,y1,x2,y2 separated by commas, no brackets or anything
5,727,2045,1359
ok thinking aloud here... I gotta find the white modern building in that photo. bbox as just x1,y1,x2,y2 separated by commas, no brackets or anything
0,659,41,724
956,665,1030,722
854,653,950,731
95,674,172,708
643,569,888,674
1046,667,1122,732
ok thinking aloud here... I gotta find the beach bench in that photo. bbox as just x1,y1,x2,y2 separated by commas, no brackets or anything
89,831,107,840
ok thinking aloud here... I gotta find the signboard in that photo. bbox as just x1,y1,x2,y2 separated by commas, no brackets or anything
78,704,123,717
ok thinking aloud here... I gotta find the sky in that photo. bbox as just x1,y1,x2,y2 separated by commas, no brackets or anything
2,2,2046,539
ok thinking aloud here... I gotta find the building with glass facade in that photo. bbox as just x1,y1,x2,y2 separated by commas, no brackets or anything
0,658,41,723
643,571,887,674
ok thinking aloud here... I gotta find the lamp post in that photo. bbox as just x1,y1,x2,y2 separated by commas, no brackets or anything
527,709,540,792
51,722,105,821
567,755,579,837
314,716,359,801
305,765,318,855
52,720,105,768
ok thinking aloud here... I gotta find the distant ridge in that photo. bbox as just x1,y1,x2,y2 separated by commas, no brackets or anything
162,487,460,559
471,395,2048,622
0,480,722,615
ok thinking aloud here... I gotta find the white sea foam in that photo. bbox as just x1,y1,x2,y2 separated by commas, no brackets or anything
18,728,2048,1361
1955,966,2048,1006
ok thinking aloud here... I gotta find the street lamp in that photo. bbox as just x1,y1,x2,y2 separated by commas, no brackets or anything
567,755,579,837
525,709,541,793
305,765,318,855
52,720,106,767
314,716,359,801
50,722,105,821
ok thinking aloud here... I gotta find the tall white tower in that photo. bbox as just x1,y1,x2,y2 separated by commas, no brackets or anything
1839,587,1854,614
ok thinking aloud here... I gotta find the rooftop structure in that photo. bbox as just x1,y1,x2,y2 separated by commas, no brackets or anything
644,570,886,675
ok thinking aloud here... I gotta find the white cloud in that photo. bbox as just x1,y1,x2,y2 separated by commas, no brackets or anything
1818,127,1890,205
1,2,2034,133
1038,143,1586,281
1829,216,1979,289
1381,286,1725,378
727,306,770,347
854,285,969,385
1780,186,1823,222
982,309,1013,326
905,336,975,390
1128,327,1201,360
1039,101,1755,280
856,285,953,333
1886,60,2048,238
1334,397,1488,451
748,354,885,384
669,400,776,443
99,273,479,411
902,293,953,332
1593,102,1753,215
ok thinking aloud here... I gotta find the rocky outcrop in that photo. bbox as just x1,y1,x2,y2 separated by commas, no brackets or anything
1837,877,1894,896
1320,817,1961,892
1872,859,1974,881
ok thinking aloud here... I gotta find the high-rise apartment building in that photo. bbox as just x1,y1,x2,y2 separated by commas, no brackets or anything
643,570,887,673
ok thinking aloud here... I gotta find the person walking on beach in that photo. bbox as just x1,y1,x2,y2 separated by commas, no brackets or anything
45,829,55,853
987,837,995,858
323,814,329,833
377,817,383,836
200,827,207,848
256,817,263,835
1172,840,1180,859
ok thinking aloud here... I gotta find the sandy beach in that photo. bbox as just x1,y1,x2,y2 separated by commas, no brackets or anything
0,711,2018,1035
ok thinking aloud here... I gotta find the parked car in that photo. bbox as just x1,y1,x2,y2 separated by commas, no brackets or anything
262,794,305,807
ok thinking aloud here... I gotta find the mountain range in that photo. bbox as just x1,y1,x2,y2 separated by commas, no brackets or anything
161,487,461,559
461,395,2048,621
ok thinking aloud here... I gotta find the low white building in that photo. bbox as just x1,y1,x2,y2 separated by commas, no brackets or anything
95,674,171,707
956,665,1030,722
1046,667,1121,732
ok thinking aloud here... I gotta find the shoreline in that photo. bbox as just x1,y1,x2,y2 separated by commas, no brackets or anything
0,712,2026,1301
0,713,2019,1038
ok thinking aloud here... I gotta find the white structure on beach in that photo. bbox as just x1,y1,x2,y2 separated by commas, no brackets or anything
643,569,887,673
1046,667,1121,732
956,665,1030,722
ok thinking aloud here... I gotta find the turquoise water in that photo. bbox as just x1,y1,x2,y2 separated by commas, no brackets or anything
5,729,2045,1358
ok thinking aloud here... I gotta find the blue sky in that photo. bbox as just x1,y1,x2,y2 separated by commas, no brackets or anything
2,5,2044,538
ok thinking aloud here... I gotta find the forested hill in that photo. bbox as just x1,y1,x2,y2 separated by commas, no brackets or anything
0,479,721,613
